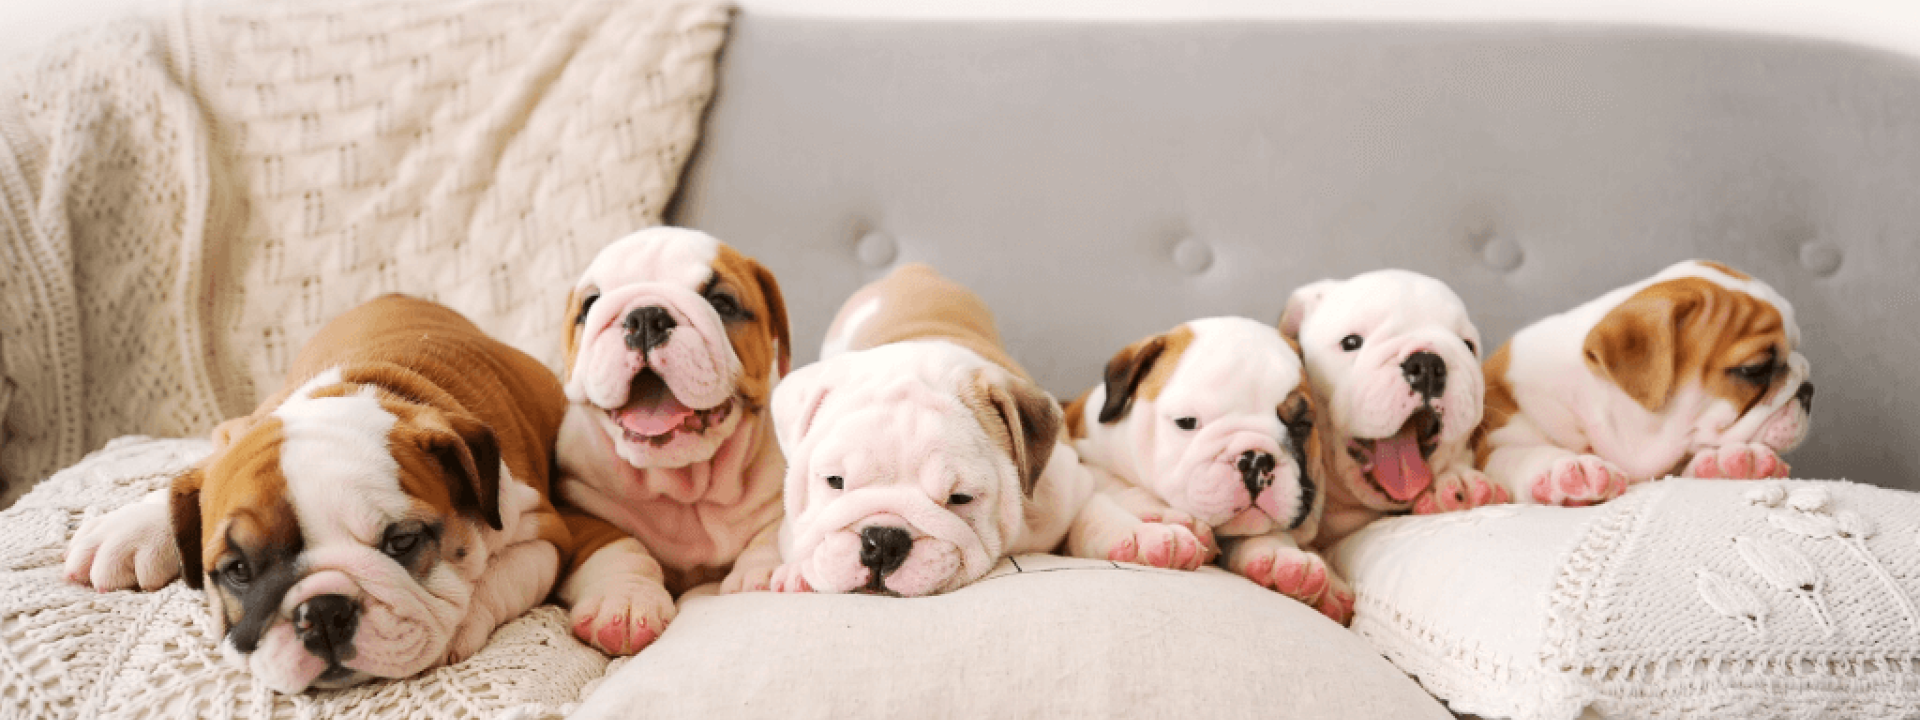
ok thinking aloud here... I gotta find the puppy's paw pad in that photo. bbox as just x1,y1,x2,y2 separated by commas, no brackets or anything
1240,546,1332,608
569,580,676,656
1314,578,1357,626
767,564,813,593
1107,522,1207,570
1414,469,1510,514
1686,443,1789,480
1528,455,1628,506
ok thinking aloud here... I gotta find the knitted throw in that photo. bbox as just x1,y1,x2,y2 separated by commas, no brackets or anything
0,0,728,507
0,437,609,719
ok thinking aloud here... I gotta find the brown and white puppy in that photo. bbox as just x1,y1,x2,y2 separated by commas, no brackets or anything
769,263,1092,597
1281,269,1507,547
1063,317,1353,624
63,295,571,693
553,227,790,655
1479,260,1814,505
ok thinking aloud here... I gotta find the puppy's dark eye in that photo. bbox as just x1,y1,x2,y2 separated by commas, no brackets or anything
382,528,423,558
576,290,600,325
825,475,844,490
1280,407,1313,435
1463,338,1477,355
1729,359,1777,385
708,293,742,318
1174,417,1198,431
948,493,974,506
1341,335,1364,352
221,558,253,588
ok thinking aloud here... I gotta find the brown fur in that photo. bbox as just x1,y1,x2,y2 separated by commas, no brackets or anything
961,369,1062,495
1063,393,1089,439
1474,344,1518,467
1094,325,1194,424
1582,277,1787,413
827,263,1029,379
711,245,792,411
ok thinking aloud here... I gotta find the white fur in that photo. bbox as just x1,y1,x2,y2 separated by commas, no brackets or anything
1484,260,1814,503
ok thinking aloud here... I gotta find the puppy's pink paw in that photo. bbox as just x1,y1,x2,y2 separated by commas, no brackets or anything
1413,469,1511,514
1106,522,1208,570
1133,508,1218,556
1238,545,1350,624
767,564,814,593
1527,455,1629,506
63,493,180,592
569,578,675,656
1685,443,1790,480
719,557,777,594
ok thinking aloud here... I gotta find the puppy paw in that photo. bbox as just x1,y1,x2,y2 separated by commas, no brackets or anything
445,606,499,665
1107,522,1209,570
63,491,180,591
1685,443,1790,480
569,577,676,656
1133,507,1218,557
1527,455,1629,506
1237,544,1350,624
767,563,814,593
719,557,778,594
1413,469,1512,514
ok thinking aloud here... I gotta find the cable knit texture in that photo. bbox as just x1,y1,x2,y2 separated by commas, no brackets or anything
1335,478,1920,720
0,436,608,719
0,0,728,508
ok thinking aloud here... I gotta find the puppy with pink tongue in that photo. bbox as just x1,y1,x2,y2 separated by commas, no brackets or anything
768,264,1093,597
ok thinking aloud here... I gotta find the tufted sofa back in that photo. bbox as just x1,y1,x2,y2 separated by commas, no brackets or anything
669,13,1920,490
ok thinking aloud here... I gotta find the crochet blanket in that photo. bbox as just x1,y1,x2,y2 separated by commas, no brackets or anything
0,0,728,507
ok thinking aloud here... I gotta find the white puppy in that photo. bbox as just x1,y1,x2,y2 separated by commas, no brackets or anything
770,264,1091,596
1064,317,1352,623
1281,269,1506,546
1480,260,1813,505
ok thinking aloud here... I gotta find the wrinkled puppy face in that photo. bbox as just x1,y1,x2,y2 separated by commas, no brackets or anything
774,343,1057,597
1281,270,1483,511
1086,317,1319,537
167,369,504,694
562,228,790,469
1583,262,1813,463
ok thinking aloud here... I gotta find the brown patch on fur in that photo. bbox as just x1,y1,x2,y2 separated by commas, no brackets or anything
1582,277,1787,413
960,369,1062,496
1474,344,1518,468
1095,325,1194,424
1134,325,1195,403
711,245,791,412
826,263,1030,379
561,285,590,384
1695,260,1752,281
1279,383,1325,540
1063,392,1090,439
192,417,301,589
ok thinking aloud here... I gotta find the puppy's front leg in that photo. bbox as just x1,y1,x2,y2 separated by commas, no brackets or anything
1066,489,1209,571
1482,418,1629,506
445,539,559,663
557,509,676,656
64,488,181,591
1223,531,1353,624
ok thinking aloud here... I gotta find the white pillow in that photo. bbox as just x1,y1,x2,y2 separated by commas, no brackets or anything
0,437,608,719
1329,478,1920,720
570,554,1452,719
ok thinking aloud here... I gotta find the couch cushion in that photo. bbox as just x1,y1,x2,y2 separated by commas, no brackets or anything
1330,478,1920,720
0,437,608,719
571,553,1451,719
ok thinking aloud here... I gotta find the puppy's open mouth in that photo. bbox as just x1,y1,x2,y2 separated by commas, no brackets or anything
1346,406,1441,503
607,369,734,447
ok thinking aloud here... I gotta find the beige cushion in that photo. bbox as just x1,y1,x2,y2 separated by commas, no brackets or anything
572,554,1451,719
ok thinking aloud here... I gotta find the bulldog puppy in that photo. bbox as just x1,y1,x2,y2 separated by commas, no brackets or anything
769,263,1091,597
554,227,791,655
63,295,572,693
1479,260,1814,505
1063,317,1353,623
1280,269,1506,547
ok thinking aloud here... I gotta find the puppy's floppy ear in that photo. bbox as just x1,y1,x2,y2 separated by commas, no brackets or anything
1279,279,1337,340
964,370,1062,496
420,410,504,531
1097,334,1167,424
560,285,587,383
169,466,205,589
749,259,793,377
771,364,831,452
1584,287,1699,412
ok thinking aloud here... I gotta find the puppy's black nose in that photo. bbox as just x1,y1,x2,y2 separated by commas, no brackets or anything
858,526,913,578
294,594,360,662
1795,381,1814,414
1237,450,1276,498
623,306,676,352
1402,351,1447,399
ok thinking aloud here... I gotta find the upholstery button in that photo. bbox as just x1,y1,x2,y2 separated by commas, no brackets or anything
1479,235,1524,272
1799,242,1842,277
1172,237,1213,274
856,231,897,268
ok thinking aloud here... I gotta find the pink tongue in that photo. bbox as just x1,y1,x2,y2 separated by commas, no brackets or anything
1369,426,1433,502
614,374,695,437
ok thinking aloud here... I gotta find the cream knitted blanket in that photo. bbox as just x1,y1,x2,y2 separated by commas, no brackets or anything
0,0,728,507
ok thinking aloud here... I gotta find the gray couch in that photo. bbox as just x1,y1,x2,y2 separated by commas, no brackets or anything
674,6,1920,492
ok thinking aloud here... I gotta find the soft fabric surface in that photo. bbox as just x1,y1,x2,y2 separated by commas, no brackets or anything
565,553,1452,719
0,437,609,719
1331,478,1920,720
0,0,727,507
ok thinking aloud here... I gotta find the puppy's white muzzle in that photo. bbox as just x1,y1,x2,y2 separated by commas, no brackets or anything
790,489,991,597
574,283,738,412
1168,422,1307,533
